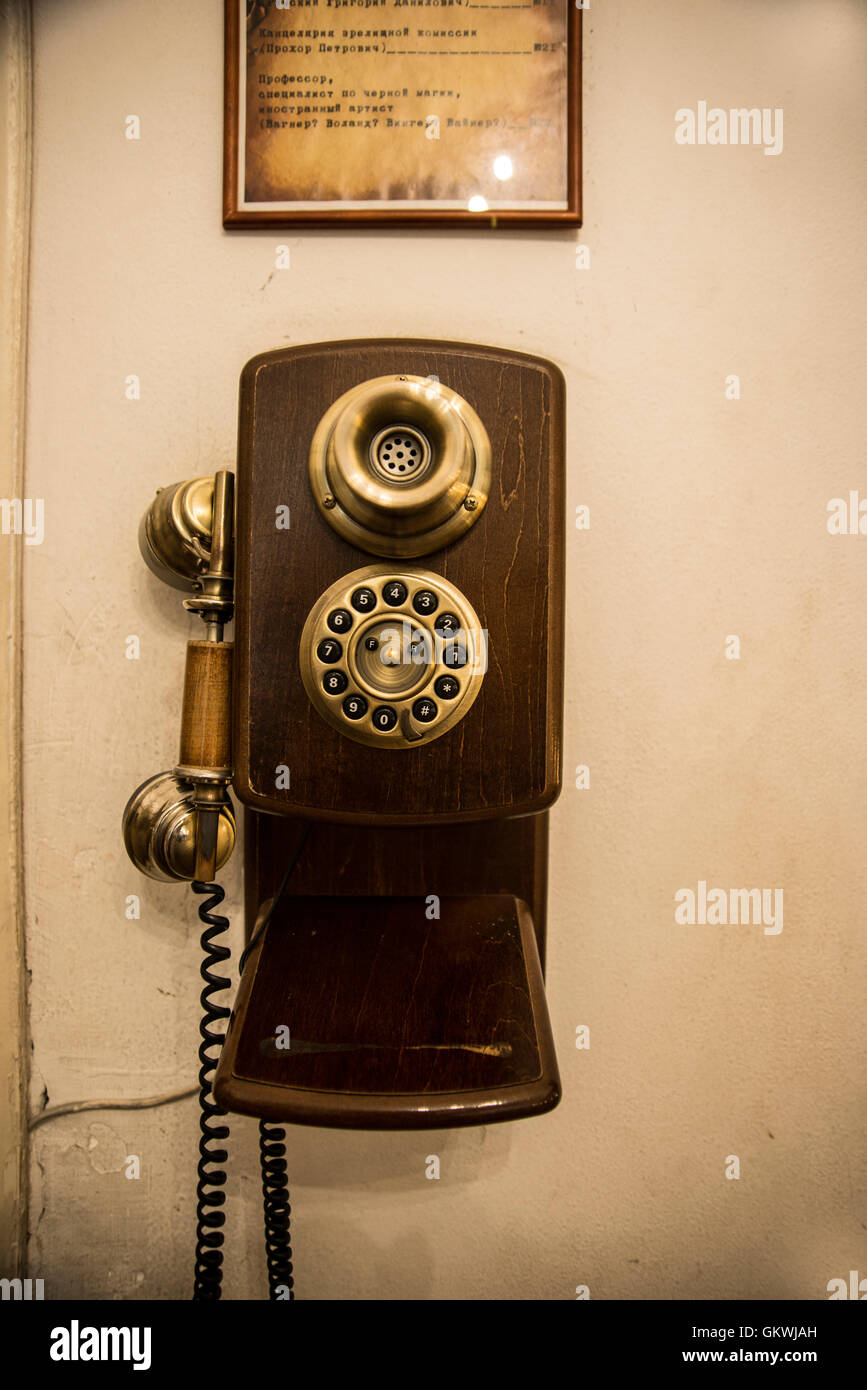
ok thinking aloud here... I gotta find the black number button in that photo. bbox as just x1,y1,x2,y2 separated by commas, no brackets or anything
322,670,348,696
351,587,377,613
342,694,368,720
383,580,408,607
372,705,397,732
412,697,438,723
434,675,460,700
327,608,353,633
412,589,439,616
434,611,461,636
442,640,468,669
317,638,342,664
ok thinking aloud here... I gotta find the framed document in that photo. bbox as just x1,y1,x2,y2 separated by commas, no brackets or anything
224,1,581,227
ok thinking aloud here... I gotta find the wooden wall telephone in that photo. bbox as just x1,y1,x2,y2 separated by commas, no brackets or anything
122,339,565,1297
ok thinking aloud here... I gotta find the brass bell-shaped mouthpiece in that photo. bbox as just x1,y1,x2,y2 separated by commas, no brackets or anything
122,771,235,882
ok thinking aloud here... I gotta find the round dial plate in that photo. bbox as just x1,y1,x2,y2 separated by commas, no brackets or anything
299,564,487,748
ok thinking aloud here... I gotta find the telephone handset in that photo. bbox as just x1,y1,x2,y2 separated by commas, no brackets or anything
124,469,236,883
122,339,565,1297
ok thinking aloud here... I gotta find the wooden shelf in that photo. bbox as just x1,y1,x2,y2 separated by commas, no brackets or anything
215,894,560,1130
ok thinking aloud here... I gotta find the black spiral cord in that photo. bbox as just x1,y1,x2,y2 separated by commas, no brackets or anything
249,823,311,1301
191,880,232,1301
190,823,311,1302
259,1119,295,1298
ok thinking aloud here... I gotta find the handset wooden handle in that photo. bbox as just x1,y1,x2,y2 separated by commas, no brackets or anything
177,639,233,778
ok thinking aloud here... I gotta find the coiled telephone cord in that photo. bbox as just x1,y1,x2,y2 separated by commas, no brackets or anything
192,880,232,1301
247,824,310,1301
259,1120,295,1299
191,824,311,1301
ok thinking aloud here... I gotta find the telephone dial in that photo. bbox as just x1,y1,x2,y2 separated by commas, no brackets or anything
122,339,565,1298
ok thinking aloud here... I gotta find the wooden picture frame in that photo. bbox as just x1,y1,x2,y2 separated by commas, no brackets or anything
224,1,581,228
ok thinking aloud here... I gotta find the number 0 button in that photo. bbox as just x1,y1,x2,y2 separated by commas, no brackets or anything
342,694,368,720
327,608,353,633
372,706,397,732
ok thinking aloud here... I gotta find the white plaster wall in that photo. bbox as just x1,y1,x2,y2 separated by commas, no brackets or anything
23,0,867,1299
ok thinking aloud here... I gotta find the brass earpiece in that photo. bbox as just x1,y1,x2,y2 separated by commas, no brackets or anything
138,476,215,591
308,374,491,558
123,471,236,883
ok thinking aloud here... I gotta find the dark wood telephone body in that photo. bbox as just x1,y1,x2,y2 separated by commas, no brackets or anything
214,338,565,1128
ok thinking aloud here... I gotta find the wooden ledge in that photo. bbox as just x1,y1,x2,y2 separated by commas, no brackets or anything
214,895,560,1130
